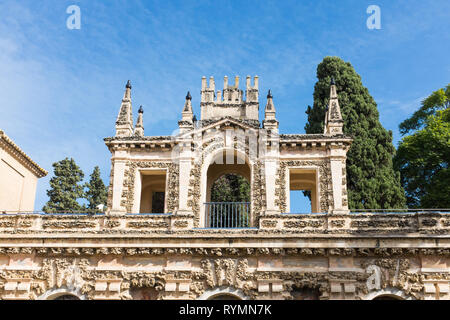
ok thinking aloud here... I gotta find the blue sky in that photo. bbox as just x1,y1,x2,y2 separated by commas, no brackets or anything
0,0,449,212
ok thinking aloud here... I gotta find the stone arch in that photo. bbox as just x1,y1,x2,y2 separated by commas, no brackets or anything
363,288,413,300
200,147,253,228
38,286,86,300
197,287,248,300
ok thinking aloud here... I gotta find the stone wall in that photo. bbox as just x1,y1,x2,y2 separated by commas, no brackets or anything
0,213,449,300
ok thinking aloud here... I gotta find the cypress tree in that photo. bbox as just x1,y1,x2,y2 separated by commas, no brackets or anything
42,158,85,213
84,166,108,211
305,56,406,209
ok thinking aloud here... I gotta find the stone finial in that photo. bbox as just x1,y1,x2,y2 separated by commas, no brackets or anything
181,90,194,124
201,77,215,103
134,105,144,136
201,76,207,89
265,90,275,112
209,76,215,92
115,80,134,136
263,89,278,130
245,76,259,103
324,80,344,135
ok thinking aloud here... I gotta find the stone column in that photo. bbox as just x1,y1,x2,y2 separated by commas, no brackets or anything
263,130,280,215
328,143,349,214
177,141,192,214
109,149,128,215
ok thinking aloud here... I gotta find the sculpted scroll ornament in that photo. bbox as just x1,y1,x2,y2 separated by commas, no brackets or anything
361,259,423,299
40,258,89,291
0,258,91,299
193,258,257,299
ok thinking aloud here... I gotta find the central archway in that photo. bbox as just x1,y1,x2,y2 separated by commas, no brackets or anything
208,293,242,300
208,173,250,228
39,287,85,300
53,294,80,300
197,287,248,300
363,288,412,300
372,295,404,300
201,148,252,228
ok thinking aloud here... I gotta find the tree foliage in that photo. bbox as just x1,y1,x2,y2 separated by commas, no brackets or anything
42,158,85,213
84,166,108,210
305,56,406,209
394,86,450,208
211,174,250,202
399,85,450,135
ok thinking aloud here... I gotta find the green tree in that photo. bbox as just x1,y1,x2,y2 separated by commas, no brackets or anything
42,158,85,213
305,56,406,209
399,84,450,135
210,174,250,227
394,86,450,208
211,174,250,202
84,166,108,211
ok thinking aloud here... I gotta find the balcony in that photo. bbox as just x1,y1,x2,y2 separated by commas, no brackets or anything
204,202,250,228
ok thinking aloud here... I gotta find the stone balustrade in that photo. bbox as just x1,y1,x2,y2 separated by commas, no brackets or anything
0,212,448,236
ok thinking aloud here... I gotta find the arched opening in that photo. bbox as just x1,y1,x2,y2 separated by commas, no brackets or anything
39,287,84,300
129,287,159,300
197,287,248,300
204,150,251,228
53,294,80,300
372,295,404,300
208,293,242,300
364,288,412,300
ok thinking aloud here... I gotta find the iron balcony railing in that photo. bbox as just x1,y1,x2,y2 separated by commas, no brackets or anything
204,202,250,228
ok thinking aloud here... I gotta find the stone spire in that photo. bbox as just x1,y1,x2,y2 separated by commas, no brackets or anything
324,77,344,135
263,90,278,130
182,91,193,121
179,91,194,131
134,106,144,137
115,80,134,137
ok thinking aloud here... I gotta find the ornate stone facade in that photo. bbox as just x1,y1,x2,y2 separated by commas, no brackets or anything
0,77,448,300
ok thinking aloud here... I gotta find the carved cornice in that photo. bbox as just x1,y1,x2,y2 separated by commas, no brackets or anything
0,130,48,178
0,247,448,257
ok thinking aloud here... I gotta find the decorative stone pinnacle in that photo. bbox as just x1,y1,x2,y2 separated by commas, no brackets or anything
126,80,132,89
138,105,144,113
267,90,273,99
186,91,192,100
